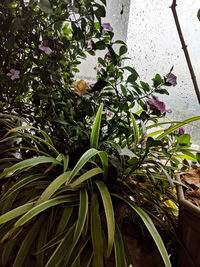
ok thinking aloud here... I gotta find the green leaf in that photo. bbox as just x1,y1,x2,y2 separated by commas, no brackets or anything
98,57,106,67
2,239,18,266
65,149,106,185
13,215,47,267
95,5,106,19
0,202,35,224
37,171,71,204
127,73,138,83
0,156,61,179
95,41,106,50
95,180,115,258
90,103,103,149
14,196,76,228
56,207,73,235
72,190,88,253
119,45,127,56
156,116,200,139
196,152,200,164
45,224,75,267
197,9,200,21
121,84,127,96
113,194,172,267
176,134,191,146
140,81,150,92
69,167,103,188
114,223,128,267
39,0,53,14
90,193,104,267
1,174,45,202
153,74,163,87
46,190,88,267
120,147,137,158
112,194,171,267
146,137,162,150
155,89,169,95
130,113,139,145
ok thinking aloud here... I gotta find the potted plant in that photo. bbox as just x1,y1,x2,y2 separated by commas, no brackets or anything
1,1,200,266
176,168,200,267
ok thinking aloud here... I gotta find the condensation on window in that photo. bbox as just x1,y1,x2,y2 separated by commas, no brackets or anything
77,0,131,81
126,0,200,144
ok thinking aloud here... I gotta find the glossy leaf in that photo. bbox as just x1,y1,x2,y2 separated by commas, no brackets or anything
90,103,103,149
95,180,115,258
0,156,61,179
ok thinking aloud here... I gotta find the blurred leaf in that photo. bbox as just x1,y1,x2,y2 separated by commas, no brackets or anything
196,152,200,164
198,9,200,21
120,147,137,158
39,0,53,14
146,137,162,150
176,134,191,146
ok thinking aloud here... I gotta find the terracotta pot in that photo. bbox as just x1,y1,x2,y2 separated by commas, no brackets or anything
176,173,200,267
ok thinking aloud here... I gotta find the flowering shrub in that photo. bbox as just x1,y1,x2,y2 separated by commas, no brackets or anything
1,1,200,266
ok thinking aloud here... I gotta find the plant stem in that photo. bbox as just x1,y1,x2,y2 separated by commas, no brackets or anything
170,0,200,104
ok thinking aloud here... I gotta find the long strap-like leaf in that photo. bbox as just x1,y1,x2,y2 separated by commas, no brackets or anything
90,103,103,149
112,194,172,267
95,180,115,258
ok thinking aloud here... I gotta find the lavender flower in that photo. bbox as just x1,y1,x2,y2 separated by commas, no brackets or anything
102,23,113,33
166,73,177,87
104,52,111,60
87,40,93,50
178,126,185,135
39,45,52,55
7,69,20,80
147,96,166,114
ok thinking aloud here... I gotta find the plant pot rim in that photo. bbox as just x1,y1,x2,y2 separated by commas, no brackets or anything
175,173,200,217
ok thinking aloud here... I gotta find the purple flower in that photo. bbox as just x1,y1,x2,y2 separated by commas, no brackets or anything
104,52,111,59
102,23,113,33
178,126,185,135
87,40,93,50
7,69,20,80
107,111,114,118
141,140,146,148
166,73,177,87
147,96,166,114
39,45,52,55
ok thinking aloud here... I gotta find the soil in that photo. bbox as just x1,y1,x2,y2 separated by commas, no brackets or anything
180,168,200,207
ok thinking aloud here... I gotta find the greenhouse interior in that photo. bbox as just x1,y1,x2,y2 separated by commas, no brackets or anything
0,1,200,267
